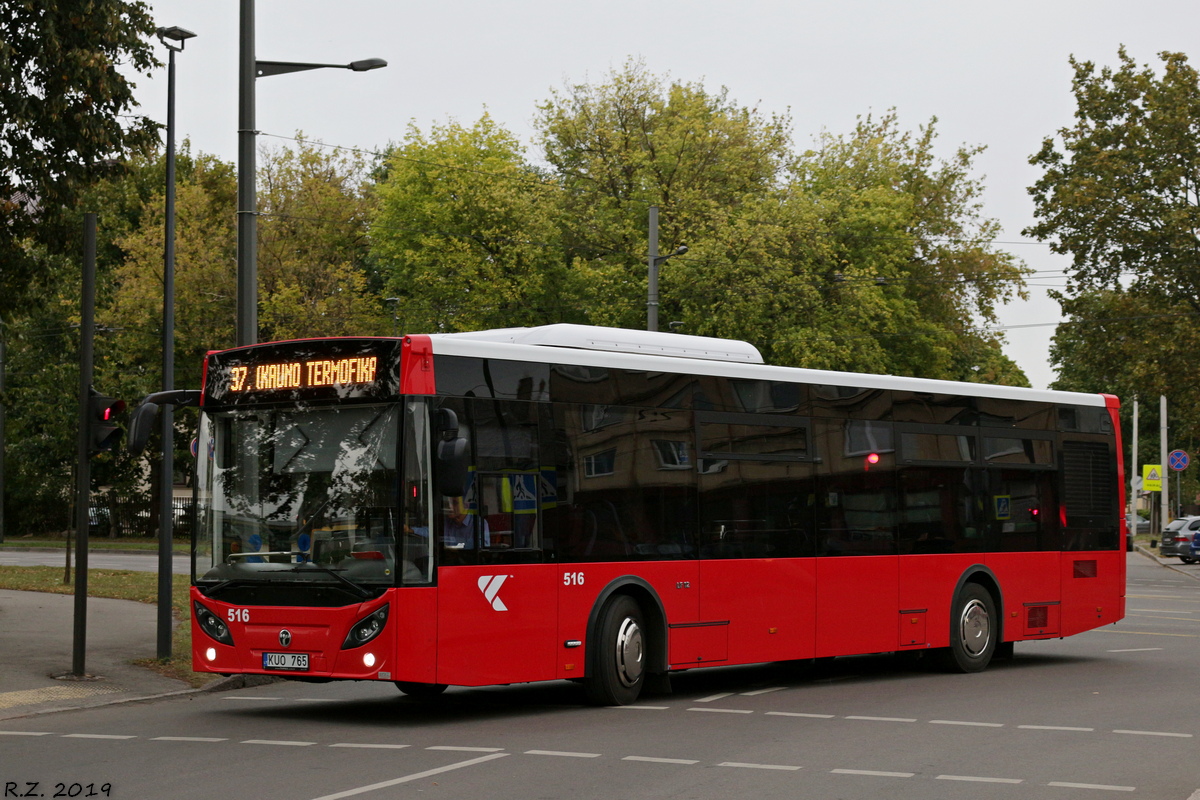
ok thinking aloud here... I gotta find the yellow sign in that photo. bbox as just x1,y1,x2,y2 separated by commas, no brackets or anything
1143,464,1163,493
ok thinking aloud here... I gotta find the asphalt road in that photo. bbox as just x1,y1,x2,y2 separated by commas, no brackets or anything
0,548,191,574
2,552,1199,800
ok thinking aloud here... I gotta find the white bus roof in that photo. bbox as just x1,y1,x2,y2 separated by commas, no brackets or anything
425,324,1108,408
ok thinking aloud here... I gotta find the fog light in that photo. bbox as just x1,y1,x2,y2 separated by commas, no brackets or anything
363,652,376,668
205,647,217,662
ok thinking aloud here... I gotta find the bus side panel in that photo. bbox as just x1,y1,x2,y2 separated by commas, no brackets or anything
897,554,981,649
1059,550,1126,636
699,558,815,664
436,564,559,686
986,552,1061,640
389,587,438,684
814,556,898,658
556,561,699,680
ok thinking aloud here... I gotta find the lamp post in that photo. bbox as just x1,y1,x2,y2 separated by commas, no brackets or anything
236,0,386,346
155,24,195,660
646,205,687,332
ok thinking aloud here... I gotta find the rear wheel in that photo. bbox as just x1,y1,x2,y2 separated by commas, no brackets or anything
943,583,997,673
394,681,448,699
585,595,646,706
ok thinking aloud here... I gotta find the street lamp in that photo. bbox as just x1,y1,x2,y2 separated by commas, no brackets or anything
237,0,387,346
646,205,687,332
155,24,195,660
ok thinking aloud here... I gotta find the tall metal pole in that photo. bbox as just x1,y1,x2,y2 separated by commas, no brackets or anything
0,321,6,544
1131,397,1138,524
1161,395,1169,527
237,0,257,346
157,41,179,660
647,205,659,332
72,213,98,677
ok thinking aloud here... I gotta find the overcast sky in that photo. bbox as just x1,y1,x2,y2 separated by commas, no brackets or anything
132,0,1200,389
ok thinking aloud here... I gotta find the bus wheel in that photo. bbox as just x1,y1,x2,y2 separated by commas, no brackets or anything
585,595,646,706
394,681,448,699
944,583,996,673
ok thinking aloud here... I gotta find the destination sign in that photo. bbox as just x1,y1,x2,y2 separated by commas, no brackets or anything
205,339,401,406
229,356,379,393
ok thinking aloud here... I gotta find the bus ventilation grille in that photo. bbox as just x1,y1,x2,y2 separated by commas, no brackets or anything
1027,606,1049,628
1072,559,1098,579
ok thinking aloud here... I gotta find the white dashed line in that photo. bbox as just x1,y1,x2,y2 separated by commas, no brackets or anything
152,736,228,742
623,756,701,765
525,750,602,758
241,739,316,746
329,743,410,749
695,692,735,702
0,731,53,736
1112,729,1193,738
718,761,801,771
766,711,835,719
1046,782,1135,792
831,768,915,778
937,774,1023,784
1107,647,1165,652
427,745,505,752
845,716,917,723
609,704,670,710
688,707,754,714
1019,725,1095,732
930,720,1004,728
221,696,283,701
741,687,785,696
62,734,136,739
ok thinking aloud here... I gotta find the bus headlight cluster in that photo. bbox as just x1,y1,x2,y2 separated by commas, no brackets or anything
194,600,234,645
342,604,389,650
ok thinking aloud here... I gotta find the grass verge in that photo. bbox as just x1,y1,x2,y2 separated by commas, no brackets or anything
0,565,218,688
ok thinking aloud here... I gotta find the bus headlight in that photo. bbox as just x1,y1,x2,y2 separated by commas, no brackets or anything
342,604,389,650
194,600,235,645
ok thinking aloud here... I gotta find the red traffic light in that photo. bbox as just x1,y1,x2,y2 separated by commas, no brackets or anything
88,389,125,454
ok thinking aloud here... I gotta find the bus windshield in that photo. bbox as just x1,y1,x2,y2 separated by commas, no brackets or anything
195,403,411,591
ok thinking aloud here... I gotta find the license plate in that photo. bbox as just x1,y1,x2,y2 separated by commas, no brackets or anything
263,652,309,671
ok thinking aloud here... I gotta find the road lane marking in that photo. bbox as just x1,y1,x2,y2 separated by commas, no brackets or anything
609,705,670,710
937,775,1023,784
1019,725,1094,732
62,734,135,739
688,707,754,714
741,687,785,696
1127,614,1200,623
0,731,54,736
845,716,917,723
427,745,504,752
153,736,228,742
695,692,735,702
832,769,914,778
718,762,801,771
1112,729,1192,738
241,739,316,746
1107,648,1164,652
766,711,835,719
1092,629,1198,637
309,753,510,800
1046,782,1134,792
525,750,602,758
221,696,284,701
930,720,1004,727
623,756,700,764
329,743,410,749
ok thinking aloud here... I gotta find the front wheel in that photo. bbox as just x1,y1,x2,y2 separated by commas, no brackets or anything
942,583,997,673
1181,557,1197,565
585,595,646,706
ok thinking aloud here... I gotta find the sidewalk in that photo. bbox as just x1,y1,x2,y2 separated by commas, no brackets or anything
0,589,196,721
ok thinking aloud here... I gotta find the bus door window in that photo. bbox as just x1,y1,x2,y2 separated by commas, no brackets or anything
981,431,1056,552
815,418,897,556
897,426,984,554
401,398,434,584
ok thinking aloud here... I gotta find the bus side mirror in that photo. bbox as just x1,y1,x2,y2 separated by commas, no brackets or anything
127,402,160,456
435,408,470,496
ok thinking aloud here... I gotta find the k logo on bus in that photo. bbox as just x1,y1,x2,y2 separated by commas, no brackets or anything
478,575,509,611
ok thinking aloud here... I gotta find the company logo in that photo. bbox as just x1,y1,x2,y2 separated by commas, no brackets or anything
477,575,509,611
279,629,292,647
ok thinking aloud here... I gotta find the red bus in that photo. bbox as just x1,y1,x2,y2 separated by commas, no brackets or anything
172,324,1124,704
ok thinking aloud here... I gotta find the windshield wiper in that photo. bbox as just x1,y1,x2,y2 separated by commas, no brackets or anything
285,562,373,598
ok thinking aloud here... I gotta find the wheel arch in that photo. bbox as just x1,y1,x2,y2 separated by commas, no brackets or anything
585,577,669,678
953,564,1004,638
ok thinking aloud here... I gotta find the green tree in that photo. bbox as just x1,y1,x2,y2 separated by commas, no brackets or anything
1027,48,1200,309
0,0,159,317
371,115,575,332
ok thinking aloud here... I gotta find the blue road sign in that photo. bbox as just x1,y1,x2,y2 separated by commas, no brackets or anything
1169,449,1190,472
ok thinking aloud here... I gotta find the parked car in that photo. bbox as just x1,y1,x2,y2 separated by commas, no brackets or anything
1190,531,1200,562
1160,515,1200,563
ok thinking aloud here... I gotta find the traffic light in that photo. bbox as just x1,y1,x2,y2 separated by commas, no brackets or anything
88,388,126,454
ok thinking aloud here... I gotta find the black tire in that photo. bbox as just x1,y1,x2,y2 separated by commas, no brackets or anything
394,681,448,699
1181,557,1197,565
585,595,646,706
943,583,997,673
